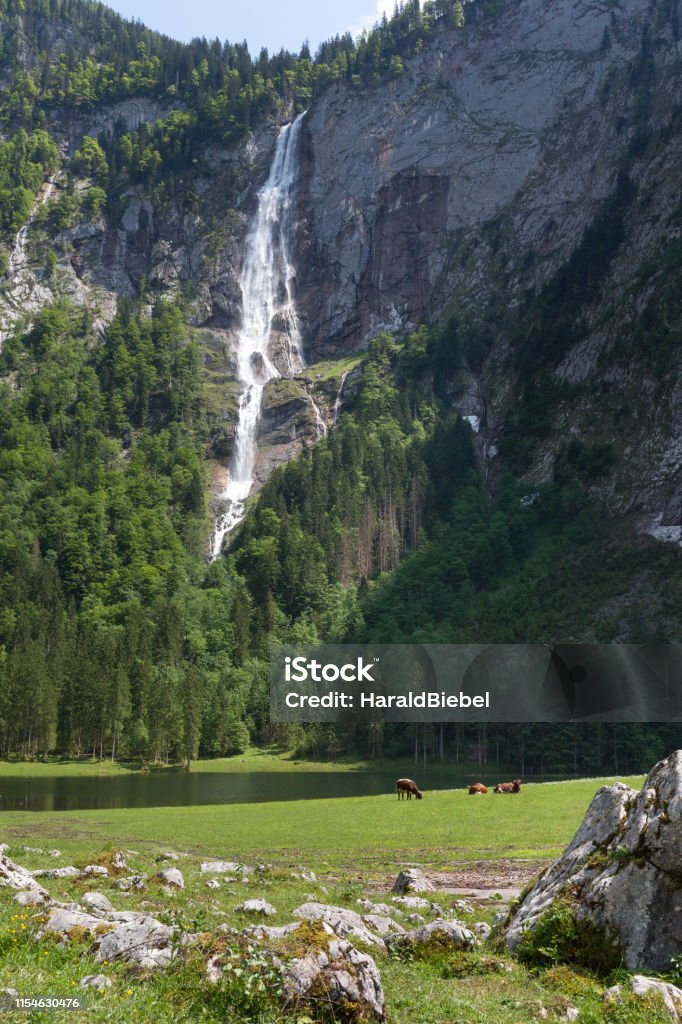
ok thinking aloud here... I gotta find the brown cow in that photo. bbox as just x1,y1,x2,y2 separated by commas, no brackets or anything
396,778,423,800
468,783,488,795
493,779,522,793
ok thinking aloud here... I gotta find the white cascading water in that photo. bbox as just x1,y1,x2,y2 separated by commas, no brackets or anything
210,113,308,560
332,370,350,425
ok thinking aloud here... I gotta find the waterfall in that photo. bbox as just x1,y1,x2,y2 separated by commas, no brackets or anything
210,113,307,560
332,370,350,425
9,178,56,276
0,178,57,351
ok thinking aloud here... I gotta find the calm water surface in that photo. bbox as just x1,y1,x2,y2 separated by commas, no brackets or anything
0,770,570,812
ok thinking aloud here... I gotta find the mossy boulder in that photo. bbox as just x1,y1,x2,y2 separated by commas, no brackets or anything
504,751,682,970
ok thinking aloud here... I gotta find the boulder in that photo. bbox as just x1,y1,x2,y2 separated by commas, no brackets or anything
277,935,385,1022
235,898,277,916
82,865,109,878
473,921,492,940
155,868,184,889
1,852,49,899
292,902,385,947
604,976,682,1021
209,923,385,1022
503,751,682,970
391,868,435,894
385,919,478,952
94,916,177,969
81,892,114,914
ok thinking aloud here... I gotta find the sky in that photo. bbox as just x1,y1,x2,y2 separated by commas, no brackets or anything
103,0,398,55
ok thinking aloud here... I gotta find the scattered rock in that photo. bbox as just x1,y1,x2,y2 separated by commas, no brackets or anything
81,892,114,914
15,888,49,906
454,899,474,915
563,1009,580,1022
473,921,492,940
82,865,109,878
49,850,61,858
154,868,184,890
406,913,426,925
356,900,396,917
206,879,221,889
114,874,145,891
200,860,246,874
79,974,112,990
0,989,18,1011
391,868,435,894
385,919,478,952
1,851,49,898
503,751,682,970
110,851,127,873
243,921,308,942
236,898,277,916
21,845,44,854
155,852,180,863
362,914,405,937
391,895,443,914
604,976,682,1021
32,866,80,879
292,902,386,947
291,868,317,882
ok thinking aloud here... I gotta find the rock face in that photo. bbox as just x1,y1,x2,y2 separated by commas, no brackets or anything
504,751,682,970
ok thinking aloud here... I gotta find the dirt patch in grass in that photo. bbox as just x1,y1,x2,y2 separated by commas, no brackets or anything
367,858,548,899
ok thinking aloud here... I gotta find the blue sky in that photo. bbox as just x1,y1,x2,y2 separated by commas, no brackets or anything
103,0,396,54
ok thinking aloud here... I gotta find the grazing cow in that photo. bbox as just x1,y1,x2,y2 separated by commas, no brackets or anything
396,778,423,800
493,779,522,793
468,783,488,795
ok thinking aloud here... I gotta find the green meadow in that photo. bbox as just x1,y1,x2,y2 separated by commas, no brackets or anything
2,776,667,1024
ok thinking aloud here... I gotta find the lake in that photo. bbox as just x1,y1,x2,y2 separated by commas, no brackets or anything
0,769,568,812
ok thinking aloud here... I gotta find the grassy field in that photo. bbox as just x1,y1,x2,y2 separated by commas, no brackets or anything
0,777,644,869
2,776,665,1024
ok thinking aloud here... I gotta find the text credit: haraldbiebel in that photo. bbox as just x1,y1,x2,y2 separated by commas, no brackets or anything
269,643,682,723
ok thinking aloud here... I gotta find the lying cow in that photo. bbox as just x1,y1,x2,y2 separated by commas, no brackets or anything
396,778,423,800
468,783,488,794
493,779,522,793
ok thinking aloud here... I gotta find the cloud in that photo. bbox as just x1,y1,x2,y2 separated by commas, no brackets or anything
347,0,415,39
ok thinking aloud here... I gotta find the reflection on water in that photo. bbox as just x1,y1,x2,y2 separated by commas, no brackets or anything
0,770,572,812
0,772,426,811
